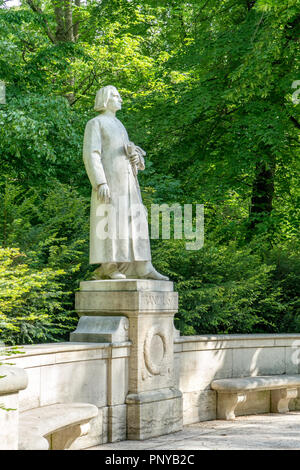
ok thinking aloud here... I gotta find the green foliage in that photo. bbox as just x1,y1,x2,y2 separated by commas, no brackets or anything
0,93,86,187
151,239,299,335
0,0,299,342
0,246,72,345
0,345,25,411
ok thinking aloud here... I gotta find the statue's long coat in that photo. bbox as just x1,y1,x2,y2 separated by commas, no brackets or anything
83,114,151,264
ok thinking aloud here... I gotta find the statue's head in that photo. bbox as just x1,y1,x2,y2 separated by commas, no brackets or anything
94,85,122,113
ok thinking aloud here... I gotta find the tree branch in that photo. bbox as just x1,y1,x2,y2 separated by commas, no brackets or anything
70,75,96,106
26,0,57,44
290,116,300,130
246,0,256,11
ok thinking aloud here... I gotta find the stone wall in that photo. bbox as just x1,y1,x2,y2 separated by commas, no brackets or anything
2,333,300,448
175,334,300,425
2,342,130,449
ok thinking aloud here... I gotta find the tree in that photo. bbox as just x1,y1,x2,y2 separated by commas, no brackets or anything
0,0,299,342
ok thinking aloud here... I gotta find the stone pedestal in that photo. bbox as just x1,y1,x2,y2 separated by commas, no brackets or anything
72,279,183,440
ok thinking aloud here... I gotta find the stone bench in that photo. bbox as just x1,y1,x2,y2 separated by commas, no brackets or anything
19,403,98,450
211,375,300,420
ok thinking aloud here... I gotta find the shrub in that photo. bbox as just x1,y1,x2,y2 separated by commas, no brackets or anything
151,239,298,335
0,246,74,345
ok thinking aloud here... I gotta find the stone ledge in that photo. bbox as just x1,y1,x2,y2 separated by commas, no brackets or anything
2,342,112,358
79,279,174,292
175,333,300,351
70,316,129,343
75,291,178,314
1,342,132,369
126,388,182,405
0,366,28,395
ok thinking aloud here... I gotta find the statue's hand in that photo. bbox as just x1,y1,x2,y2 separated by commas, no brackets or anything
129,153,140,165
97,183,110,203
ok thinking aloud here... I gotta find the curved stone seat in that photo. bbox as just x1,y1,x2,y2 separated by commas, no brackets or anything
211,375,300,392
211,375,300,420
19,403,98,450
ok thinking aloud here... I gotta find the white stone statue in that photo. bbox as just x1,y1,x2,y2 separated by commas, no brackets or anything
83,85,168,280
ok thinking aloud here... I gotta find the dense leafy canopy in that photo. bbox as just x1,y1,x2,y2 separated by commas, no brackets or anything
0,0,299,343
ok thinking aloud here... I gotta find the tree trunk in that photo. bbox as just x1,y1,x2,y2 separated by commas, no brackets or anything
52,0,76,104
53,1,65,42
247,154,276,238
73,0,81,41
26,1,77,104
64,0,75,42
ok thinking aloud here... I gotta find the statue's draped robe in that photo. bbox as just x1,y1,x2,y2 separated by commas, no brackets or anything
83,114,151,264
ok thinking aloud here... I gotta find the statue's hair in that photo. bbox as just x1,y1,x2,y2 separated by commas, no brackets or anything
94,85,118,112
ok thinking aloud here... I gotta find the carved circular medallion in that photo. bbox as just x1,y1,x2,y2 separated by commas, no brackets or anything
144,326,167,375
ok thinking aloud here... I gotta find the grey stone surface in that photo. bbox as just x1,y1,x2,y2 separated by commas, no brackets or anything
75,290,178,314
39,360,108,408
19,403,98,450
0,366,28,395
3,332,300,448
70,315,129,342
87,412,300,450
212,375,300,419
175,333,300,351
108,404,127,442
211,374,300,391
0,393,20,450
127,394,183,440
80,280,174,292
73,278,182,441
232,347,286,377
67,407,107,449
179,348,233,392
236,389,270,416
0,366,28,450
182,390,216,424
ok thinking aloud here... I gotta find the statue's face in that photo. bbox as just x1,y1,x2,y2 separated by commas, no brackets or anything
106,88,122,112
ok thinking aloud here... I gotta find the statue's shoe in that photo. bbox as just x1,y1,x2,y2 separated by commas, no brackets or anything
141,269,169,281
109,271,126,280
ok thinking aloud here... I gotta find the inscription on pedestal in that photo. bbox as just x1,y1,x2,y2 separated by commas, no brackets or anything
143,293,172,306
75,289,178,314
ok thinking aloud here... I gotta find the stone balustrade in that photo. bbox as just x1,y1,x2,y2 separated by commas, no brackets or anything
1,329,300,448
174,333,300,424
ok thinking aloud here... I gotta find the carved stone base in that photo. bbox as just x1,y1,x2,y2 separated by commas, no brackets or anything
216,392,247,420
271,388,298,413
126,389,183,440
51,420,91,450
72,279,182,441
70,316,129,343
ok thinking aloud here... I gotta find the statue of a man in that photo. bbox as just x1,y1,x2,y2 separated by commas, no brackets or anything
83,85,168,281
